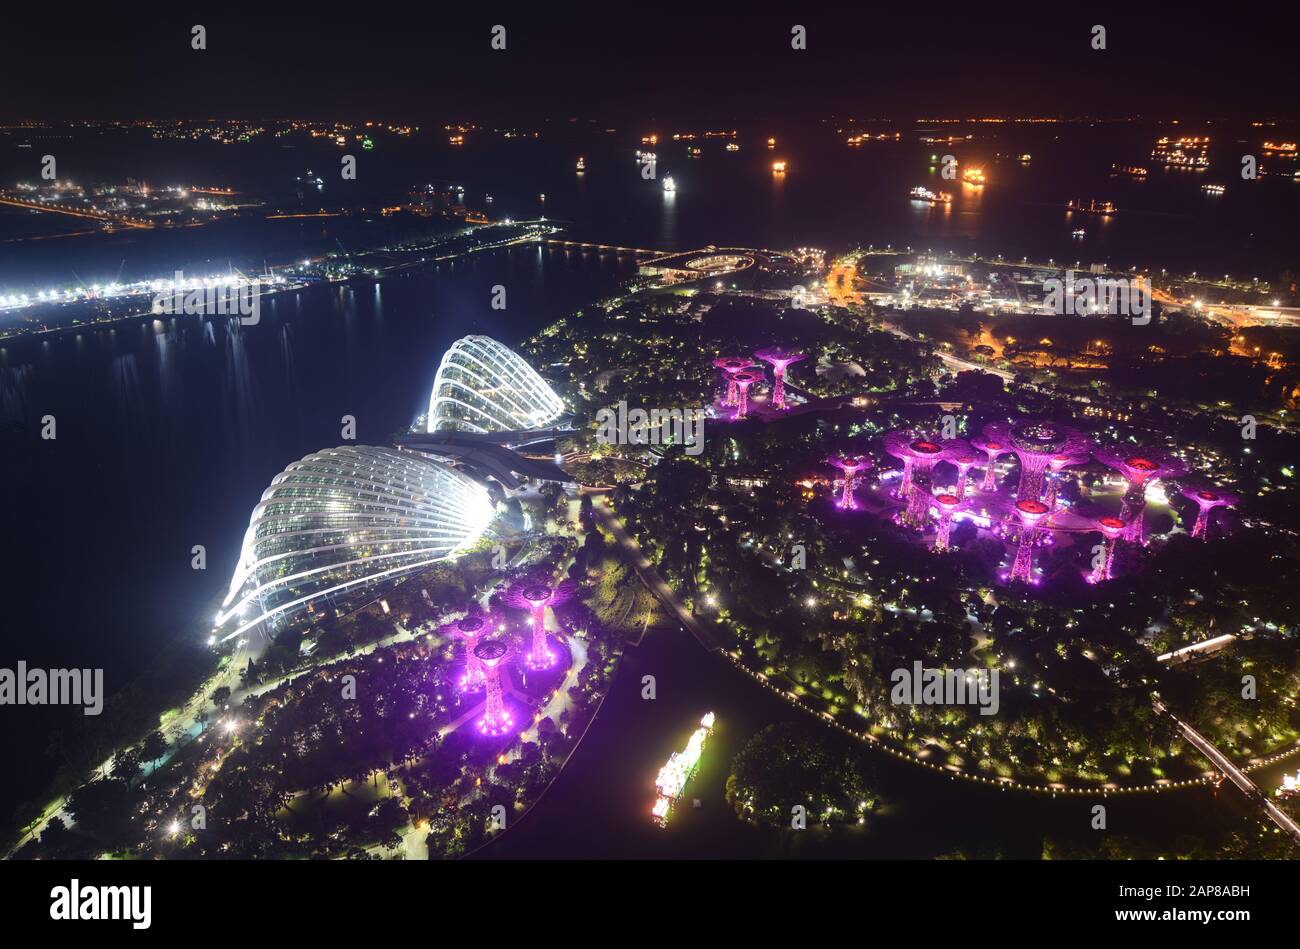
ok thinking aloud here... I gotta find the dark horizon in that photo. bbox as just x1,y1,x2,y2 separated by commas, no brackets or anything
5,8,1300,124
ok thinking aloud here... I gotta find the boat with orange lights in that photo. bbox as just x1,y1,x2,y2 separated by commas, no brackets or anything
1067,198,1116,214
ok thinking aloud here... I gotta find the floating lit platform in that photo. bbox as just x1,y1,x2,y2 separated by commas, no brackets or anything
652,712,715,826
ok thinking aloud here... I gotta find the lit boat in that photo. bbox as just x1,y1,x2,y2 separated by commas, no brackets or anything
1152,136,1209,168
1067,198,1116,214
910,186,952,204
1202,183,1225,195
772,160,787,173
1071,228,1086,238
576,156,585,171
725,142,739,152
1110,163,1149,177
767,137,776,148
662,175,676,193
652,712,715,826
688,146,701,157
961,167,986,185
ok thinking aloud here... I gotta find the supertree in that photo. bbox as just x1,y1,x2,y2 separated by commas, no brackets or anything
713,356,755,407
828,454,872,510
730,369,764,419
473,639,513,736
1181,485,1238,539
983,420,1092,503
501,578,576,670
1089,515,1126,583
1043,448,1093,510
753,347,806,411
943,442,980,497
508,584,554,669
1008,498,1051,584
971,433,1011,492
882,431,948,527
1094,445,1188,543
438,612,498,691
932,493,964,551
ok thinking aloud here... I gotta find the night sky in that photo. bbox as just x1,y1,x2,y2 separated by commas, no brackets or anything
4,8,1298,123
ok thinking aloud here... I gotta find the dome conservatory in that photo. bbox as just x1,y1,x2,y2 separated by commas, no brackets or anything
426,335,565,434
216,445,493,640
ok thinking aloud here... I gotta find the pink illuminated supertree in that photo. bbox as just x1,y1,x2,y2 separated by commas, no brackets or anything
1089,515,1126,583
439,612,496,691
501,578,575,671
713,356,755,406
882,432,948,527
1043,449,1093,510
730,369,764,419
971,434,1010,492
1008,498,1051,584
944,444,980,497
983,420,1091,503
754,347,806,410
520,584,557,670
473,639,513,736
1094,445,1188,543
932,493,964,551
1181,486,1238,539
828,454,872,510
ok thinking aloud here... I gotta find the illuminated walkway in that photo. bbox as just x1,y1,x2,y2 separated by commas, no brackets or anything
1153,698,1300,845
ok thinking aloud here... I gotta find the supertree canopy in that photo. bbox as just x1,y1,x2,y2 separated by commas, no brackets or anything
729,369,764,419
942,441,980,497
1094,444,1188,543
520,583,557,670
983,420,1092,503
1089,515,1127,582
473,639,513,736
1181,485,1239,539
882,431,948,527
1009,498,1052,584
932,492,964,551
502,578,576,670
971,433,1011,492
439,611,501,691
828,454,872,510
713,356,755,407
753,347,806,411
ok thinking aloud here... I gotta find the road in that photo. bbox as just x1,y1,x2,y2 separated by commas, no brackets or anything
1154,698,1300,845
590,497,721,652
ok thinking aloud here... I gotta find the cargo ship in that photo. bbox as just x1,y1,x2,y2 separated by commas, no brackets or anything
1151,136,1210,168
1067,198,1116,215
1110,163,1149,177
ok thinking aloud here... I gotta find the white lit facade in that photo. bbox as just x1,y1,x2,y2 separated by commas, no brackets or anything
216,445,493,640
427,335,565,433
